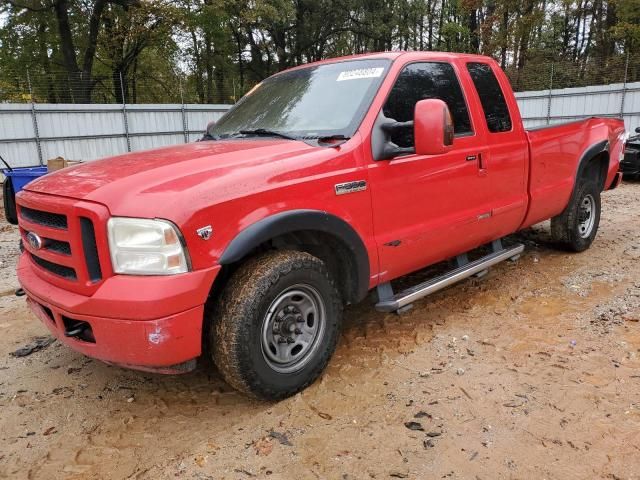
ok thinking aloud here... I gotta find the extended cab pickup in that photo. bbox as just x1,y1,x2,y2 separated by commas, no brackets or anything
16,52,626,399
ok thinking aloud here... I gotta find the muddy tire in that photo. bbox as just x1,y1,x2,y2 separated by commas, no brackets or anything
551,179,601,252
209,250,342,400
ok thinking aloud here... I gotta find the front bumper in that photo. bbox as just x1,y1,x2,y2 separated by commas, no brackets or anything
18,254,221,371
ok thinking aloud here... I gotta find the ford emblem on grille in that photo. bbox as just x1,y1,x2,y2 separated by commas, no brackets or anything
26,231,43,250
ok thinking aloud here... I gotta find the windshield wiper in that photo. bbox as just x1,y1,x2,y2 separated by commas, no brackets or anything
304,134,351,141
237,129,299,140
303,134,351,147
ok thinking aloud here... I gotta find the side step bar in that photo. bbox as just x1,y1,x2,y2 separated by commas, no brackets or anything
375,242,524,313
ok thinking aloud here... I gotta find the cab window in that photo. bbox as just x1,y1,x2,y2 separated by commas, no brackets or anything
383,62,473,148
466,62,512,133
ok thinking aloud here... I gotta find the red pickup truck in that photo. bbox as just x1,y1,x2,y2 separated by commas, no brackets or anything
16,52,625,399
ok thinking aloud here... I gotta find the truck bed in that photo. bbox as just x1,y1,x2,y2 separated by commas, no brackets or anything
521,116,625,229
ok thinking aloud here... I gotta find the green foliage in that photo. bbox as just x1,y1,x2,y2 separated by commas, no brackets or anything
0,0,635,103
614,0,640,47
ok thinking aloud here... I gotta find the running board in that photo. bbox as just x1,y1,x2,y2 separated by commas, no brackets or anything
375,242,524,313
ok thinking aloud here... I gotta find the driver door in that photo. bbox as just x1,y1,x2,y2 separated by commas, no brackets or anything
367,61,494,283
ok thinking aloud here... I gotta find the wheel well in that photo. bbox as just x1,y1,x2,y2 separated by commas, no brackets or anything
212,230,361,306
579,151,609,192
272,230,360,304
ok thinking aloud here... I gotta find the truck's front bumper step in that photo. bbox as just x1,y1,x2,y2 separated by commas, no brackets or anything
375,240,525,313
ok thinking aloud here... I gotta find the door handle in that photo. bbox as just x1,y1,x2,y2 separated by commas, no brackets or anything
477,152,488,176
466,153,487,176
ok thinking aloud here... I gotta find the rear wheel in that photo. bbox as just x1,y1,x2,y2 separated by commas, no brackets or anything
551,179,601,252
209,250,342,400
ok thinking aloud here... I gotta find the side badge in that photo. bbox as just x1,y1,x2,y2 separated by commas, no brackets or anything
196,225,213,240
335,180,367,196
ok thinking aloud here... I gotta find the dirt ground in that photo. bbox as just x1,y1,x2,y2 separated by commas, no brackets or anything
1,183,639,480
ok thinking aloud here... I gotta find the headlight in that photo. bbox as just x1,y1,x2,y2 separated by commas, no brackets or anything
107,217,190,275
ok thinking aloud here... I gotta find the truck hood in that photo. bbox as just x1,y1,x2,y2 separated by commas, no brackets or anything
25,139,319,217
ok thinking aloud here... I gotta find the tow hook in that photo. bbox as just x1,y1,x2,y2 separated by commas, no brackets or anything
15,288,25,297
64,321,88,338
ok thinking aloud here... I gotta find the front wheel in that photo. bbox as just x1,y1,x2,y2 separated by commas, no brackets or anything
209,250,342,400
551,179,601,252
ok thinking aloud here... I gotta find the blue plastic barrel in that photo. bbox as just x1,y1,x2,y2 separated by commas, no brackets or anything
2,166,48,193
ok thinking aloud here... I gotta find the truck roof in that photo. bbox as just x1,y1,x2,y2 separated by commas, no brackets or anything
280,51,495,73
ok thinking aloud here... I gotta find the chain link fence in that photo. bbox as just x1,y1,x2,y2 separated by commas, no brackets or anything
0,70,244,106
509,52,640,130
1,51,639,105
505,51,638,93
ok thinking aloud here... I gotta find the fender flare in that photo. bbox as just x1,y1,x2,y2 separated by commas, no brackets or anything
219,209,370,302
575,139,609,188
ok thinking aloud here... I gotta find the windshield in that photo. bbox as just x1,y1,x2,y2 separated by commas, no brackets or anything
208,59,391,140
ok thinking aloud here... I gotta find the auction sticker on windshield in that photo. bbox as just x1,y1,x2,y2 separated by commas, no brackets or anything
337,67,385,81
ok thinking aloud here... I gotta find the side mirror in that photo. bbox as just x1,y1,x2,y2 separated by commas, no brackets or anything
635,127,640,134
414,99,454,155
199,120,217,141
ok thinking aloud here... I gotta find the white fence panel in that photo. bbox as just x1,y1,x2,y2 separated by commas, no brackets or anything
0,103,231,169
0,104,41,167
516,81,640,130
2,82,639,172
41,137,129,162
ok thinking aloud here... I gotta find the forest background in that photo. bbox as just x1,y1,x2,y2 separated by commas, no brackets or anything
1,0,638,104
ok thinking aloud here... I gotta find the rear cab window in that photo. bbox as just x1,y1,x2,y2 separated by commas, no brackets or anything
466,62,512,133
383,62,473,148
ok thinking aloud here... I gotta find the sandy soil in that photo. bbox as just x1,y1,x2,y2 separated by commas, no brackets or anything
1,183,639,480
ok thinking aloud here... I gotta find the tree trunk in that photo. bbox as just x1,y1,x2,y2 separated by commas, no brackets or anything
132,59,138,104
113,71,121,103
468,7,479,53
53,0,109,103
37,21,57,103
573,0,583,61
190,30,204,103
232,28,245,92
500,7,508,69
603,0,617,59
561,4,571,55
437,0,445,48
80,0,106,102
517,1,535,71
214,62,225,104
427,0,433,50
205,32,214,103
53,0,81,101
